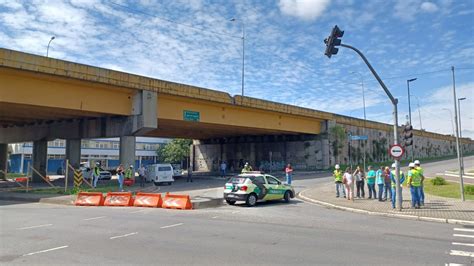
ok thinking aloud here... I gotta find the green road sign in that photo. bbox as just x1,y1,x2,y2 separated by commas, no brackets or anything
183,110,200,122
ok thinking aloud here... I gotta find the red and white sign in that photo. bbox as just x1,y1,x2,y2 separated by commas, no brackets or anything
389,144,404,159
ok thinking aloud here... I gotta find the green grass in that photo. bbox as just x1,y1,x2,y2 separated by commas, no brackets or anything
25,182,136,195
423,179,474,200
6,173,26,178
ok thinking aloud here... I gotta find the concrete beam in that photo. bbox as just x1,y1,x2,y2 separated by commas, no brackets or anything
120,136,136,169
0,90,157,144
0,144,7,179
32,140,47,183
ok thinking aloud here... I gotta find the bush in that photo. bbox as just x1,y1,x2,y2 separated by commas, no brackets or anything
431,176,447,186
465,185,474,195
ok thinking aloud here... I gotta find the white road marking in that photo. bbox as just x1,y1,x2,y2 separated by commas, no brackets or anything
454,228,474,233
212,216,219,219
110,232,138,239
452,242,474,247
129,209,149,214
23,245,68,256
83,216,106,221
160,223,183,229
231,211,240,214
449,250,474,257
17,224,53,230
446,263,465,266
453,234,474,239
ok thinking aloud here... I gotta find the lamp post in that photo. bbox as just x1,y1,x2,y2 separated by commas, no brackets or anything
351,71,367,171
410,95,423,130
230,18,245,98
451,66,464,201
407,78,417,161
458,97,466,175
46,36,56,57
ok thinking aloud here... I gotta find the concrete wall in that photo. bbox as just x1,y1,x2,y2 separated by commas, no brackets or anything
193,136,330,172
329,123,474,167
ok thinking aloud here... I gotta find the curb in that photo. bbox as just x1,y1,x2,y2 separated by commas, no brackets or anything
192,198,224,209
298,190,474,225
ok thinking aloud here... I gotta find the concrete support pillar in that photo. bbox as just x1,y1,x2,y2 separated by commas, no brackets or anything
0,144,7,180
120,136,136,168
32,140,48,182
66,139,81,184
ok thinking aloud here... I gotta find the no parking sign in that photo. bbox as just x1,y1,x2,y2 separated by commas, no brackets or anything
389,144,404,159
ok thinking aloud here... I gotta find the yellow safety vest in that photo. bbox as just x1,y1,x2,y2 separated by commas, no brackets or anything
409,169,421,187
334,170,342,182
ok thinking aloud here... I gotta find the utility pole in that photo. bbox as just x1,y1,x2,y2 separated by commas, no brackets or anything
407,78,417,161
323,25,403,210
458,97,466,176
451,66,464,201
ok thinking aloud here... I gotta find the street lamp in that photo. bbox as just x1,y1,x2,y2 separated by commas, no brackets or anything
351,71,367,171
410,94,423,130
407,78,417,161
46,36,56,57
230,18,245,98
458,97,466,175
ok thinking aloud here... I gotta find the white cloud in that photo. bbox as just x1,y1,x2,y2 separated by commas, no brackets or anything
420,2,439,12
394,0,420,21
278,0,330,20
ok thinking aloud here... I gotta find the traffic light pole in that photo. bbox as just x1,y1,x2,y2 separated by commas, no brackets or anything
340,43,402,210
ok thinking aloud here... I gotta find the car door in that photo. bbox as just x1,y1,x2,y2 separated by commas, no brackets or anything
264,175,285,200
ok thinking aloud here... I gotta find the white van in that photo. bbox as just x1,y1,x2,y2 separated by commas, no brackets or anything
146,164,175,186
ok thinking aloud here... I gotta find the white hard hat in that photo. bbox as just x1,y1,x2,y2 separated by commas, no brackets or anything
391,163,396,168
130,165,134,168
96,162,100,165
409,163,415,168
414,160,420,165
335,164,340,169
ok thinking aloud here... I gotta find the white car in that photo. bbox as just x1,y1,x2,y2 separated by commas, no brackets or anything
171,164,183,177
146,164,175,186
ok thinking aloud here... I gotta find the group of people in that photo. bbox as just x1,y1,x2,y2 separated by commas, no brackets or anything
333,160,425,209
115,164,147,191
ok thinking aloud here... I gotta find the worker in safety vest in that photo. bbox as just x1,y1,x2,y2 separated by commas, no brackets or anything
414,160,425,206
390,163,405,209
407,162,423,209
92,162,101,188
125,165,134,180
333,164,346,198
241,162,253,173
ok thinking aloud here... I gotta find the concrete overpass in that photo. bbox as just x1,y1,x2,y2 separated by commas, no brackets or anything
1,48,472,178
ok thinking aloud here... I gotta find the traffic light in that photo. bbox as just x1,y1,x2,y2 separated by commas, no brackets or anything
324,25,344,58
403,123,413,146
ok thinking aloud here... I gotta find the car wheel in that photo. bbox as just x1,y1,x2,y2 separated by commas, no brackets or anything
246,193,257,207
226,200,236,205
167,182,172,185
153,182,161,186
284,191,291,203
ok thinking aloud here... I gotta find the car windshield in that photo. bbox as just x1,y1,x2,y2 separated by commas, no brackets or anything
229,177,246,184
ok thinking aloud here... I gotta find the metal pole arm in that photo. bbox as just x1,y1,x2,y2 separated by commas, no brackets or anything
340,43,397,105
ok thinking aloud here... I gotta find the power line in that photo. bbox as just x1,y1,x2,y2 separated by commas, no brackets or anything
109,1,239,39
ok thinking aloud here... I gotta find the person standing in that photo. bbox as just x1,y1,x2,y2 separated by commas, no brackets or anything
186,165,193,183
125,165,134,181
333,164,346,198
138,165,146,188
285,164,293,185
353,166,365,198
366,166,377,199
343,167,353,200
407,162,423,209
390,163,405,209
116,164,124,191
383,166,392,201
376,166,385,201
414,160,425,206
92,162,101,188
241,162,253,173
220,161,227,178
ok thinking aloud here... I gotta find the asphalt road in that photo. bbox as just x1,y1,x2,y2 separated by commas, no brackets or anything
419,155,474,184
1,174,473,265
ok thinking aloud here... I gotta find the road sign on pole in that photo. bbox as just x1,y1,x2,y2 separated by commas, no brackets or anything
350,135,368,141
389,144,404,159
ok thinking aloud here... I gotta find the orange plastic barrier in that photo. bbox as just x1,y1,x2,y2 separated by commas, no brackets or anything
161,193,192,210
15,177,28,183
75,192,104,206
133,192,162,208
104,192,133,207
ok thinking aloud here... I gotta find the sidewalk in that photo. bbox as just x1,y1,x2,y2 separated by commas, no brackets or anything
299,181,474,224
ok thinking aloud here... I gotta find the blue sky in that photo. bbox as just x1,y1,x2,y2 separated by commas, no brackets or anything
1,0,473,138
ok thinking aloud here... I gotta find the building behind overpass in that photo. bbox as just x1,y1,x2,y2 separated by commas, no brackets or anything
8,137,168,174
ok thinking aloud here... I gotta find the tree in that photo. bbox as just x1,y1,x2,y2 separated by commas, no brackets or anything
156,139,192,165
